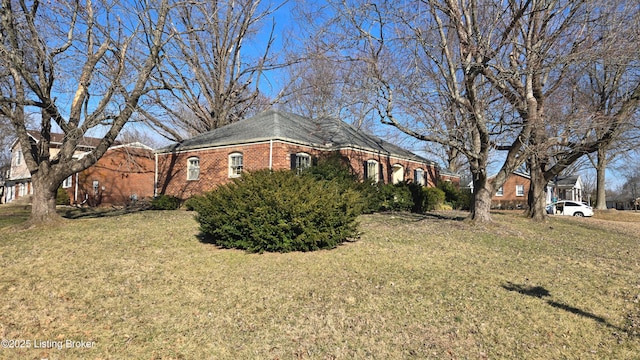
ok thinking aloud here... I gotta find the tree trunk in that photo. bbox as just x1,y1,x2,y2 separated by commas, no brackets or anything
526,166,548,221
595,147,608,209
29,172,62,225
470,173,492,222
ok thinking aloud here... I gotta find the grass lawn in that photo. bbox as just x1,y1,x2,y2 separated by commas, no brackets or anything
0,205,638,359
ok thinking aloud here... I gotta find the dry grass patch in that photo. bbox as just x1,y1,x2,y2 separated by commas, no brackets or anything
0,208,638,359
0,204,31,229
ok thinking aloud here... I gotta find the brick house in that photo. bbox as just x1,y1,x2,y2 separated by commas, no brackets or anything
491,171,531,209
468,171,584,209
3,131,155,206
155,110,445,199
66,143,155,206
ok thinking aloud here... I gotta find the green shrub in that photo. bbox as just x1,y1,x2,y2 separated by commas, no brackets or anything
56,186,70,205
378,182,414,212
192,169,361,253
438,181,459,205
183,196,204,211
455,188,473,210
437,181,471,210
408,183,427,213
151,194,181,210
302,155,379,214
423,187,446,211
302,153,357,184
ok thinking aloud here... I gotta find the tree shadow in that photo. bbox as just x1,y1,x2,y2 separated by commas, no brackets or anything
501,282,635,337
59,204,151,219
422,211,469,221
501,282,550,298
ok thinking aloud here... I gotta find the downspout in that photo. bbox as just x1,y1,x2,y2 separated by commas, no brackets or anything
269,140,273,170
154,153,158,197
74,173,78,205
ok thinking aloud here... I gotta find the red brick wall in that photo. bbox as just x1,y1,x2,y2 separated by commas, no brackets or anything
439,174,461,188
156,141,439,199
491,173,530,209
66,147,155,206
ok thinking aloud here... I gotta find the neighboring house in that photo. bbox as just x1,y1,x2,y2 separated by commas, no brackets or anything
439,168,462,188
491,171,531,209
605,198,638,210
547,175,585,205
4,131,155,206
155,109,445,199
65,143,155,206
468,171,584,209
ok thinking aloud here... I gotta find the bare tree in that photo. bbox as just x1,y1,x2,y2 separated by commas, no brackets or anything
0,116,11,174
142,0,287,141
313,0,534,222
0,0,171,224
578,32,640,210
484,0,640,219
311,0,640,221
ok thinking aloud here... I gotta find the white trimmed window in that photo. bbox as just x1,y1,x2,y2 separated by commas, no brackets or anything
414,168,425,186
516,184,525,197
365,160,380,182
496,187,504,196
16,150,22,165
187,157,200,181
229,153,243,178
392,164,404,184
62,175,72,188
292,153,311,173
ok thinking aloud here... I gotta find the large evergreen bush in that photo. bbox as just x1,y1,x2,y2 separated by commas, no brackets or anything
423,187,446,211
437,181,471,210
302,154,379,214
191,169,361,253
378,182,414,212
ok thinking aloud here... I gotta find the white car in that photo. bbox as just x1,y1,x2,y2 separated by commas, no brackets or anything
546,200,594,217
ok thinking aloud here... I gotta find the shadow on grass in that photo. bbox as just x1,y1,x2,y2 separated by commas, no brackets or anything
59,206,151,219
501,282,636,337
0,204,31,228
376,211,468,222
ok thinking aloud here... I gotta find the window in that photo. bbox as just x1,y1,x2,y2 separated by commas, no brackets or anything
364,160,380,182
291,153,311,173
187,157,200,180
496,187,504,196
62,175,72,188
229,153,243,177
516,184,525,197
392,164,404,184
414,169,425,186
16,150,22,165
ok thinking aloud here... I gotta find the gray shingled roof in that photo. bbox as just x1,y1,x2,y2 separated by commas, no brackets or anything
156,109,432,163
552,175,579,187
